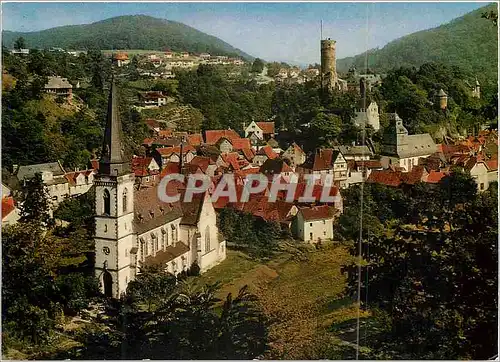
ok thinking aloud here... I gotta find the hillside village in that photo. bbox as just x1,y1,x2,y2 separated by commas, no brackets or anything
1,4,498,361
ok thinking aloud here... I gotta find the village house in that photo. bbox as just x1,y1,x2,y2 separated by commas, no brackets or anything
15,161,70,207
281,143,306,169
65,169,96,197
334,144,373,161
44,76,73,103
253,145,278,166
294,205,336,243
299,149,349,189
153,145,196,169
138,91,167,108
244,121,275,141
204,129,241,145
380,113,436,172
259,158,297,183
113,52,130,67
346,159,384,186
131,156,161,186
2,196,21,227
94,81,226,299
462,156,498,191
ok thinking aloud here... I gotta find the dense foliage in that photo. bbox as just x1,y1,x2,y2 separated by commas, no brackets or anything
338,4,498,88
218,208,282,256
2,15,251,59
56,281,268,360
338,171,498,359
176,65,274,131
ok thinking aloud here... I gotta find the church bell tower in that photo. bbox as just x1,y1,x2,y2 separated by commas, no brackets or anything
94,79,136,299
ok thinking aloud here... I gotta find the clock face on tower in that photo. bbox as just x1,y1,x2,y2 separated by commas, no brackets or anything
103,246,110,255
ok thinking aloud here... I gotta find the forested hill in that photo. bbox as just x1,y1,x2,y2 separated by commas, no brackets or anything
337,4,498,80
2,15,252,59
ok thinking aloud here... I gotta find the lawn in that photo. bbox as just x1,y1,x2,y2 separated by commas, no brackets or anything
194,244,368,359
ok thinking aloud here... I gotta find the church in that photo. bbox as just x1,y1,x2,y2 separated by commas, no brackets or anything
94,81,226,299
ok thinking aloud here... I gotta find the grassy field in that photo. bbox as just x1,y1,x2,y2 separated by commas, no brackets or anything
196,244,369,359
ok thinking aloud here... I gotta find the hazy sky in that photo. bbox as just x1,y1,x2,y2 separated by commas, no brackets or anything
2,2,490,64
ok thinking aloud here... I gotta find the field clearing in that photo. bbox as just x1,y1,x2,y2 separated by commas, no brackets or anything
196,244,368,359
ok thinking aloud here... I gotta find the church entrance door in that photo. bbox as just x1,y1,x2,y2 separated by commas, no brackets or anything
103,271,113,298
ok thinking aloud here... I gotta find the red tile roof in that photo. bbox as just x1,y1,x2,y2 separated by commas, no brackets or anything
160,162,181,178
485,158,498,171
256,122,275,134
231,138,251,150
156,145,195,157
2,196,16,220
256,145,278,159
367,170,403,187
299,205,335,221
132,157,157,177
187,133,204,147
189,156,211,173
426,171,448,184
241,147,255,162
205,130,240,145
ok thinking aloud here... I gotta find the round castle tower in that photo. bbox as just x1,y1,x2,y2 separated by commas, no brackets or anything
321,39,337,91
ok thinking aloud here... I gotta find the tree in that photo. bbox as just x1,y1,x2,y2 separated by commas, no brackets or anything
251,58,265,74
343,170,498,359
19,173,52,225
125,265,177,312
14,36,26,50
310,111,342,146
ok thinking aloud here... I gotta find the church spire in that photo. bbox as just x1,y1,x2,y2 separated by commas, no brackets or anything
99,78,131,176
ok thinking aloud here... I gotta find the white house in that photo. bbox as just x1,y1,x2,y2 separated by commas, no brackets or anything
294,205,336,243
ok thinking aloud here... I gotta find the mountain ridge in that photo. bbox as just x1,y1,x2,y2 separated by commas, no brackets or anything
336,3,498,81
2,15,253,59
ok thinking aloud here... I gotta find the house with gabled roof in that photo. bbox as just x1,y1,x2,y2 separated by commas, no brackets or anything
2,196,20,227
299,148,348,188
281,142,306,168
294,205,336,243
244,121,275,141
253,145,278,166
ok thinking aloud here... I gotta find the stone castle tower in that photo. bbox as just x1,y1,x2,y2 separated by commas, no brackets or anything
438,89,448,110
321,38,338,92
94,79,136,299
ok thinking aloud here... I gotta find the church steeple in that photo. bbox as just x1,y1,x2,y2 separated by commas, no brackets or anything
99,78,131,176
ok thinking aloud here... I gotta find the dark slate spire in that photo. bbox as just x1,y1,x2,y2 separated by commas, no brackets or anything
99,79,131,176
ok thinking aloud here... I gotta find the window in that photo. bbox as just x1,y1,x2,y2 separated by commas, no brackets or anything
310,232,313,240
310,223,312,227
123,188,128,213
480,183,485,190
145,238,149,255
161,229,166,249
103,189,111,215
205,226,211,253
324,231,326,236
104,224,108,233
323,220,326,224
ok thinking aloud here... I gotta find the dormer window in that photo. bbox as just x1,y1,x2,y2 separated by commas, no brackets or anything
159,206,165,214
150,210,155,218
138,213,144,222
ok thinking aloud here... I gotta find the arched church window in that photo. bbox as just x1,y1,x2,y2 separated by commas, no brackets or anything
123,188,128,213
205,226,210,253
103,189,111,215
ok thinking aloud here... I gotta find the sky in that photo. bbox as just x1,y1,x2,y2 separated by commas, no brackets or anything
2,1,490,65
